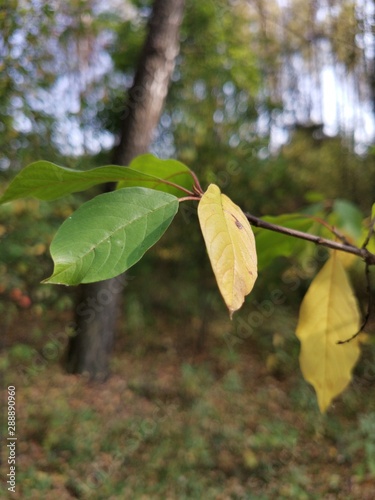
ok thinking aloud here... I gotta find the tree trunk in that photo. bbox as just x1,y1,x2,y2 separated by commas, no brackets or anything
64,0,185,380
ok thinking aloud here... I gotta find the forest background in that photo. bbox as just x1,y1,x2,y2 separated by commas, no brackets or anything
1,0,375,498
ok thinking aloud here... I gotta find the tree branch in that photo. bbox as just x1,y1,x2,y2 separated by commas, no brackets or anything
245,212,375,266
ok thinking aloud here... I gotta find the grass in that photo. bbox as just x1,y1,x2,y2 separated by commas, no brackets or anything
1,307,375,500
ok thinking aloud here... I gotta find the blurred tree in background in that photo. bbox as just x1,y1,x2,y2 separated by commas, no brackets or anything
65,0,185,379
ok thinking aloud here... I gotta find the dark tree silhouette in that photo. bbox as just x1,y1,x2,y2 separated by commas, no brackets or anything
64,0,185,380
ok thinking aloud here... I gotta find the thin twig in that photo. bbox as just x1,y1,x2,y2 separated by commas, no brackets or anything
337,263,372,344
307,215,352,246
245,212,375,266
361,216,375,249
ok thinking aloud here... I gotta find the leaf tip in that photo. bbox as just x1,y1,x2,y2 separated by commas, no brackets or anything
228,304,243,320
41,274,70,286
41,277,56,285
317,395,331,414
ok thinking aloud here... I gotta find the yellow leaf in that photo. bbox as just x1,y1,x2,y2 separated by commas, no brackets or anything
335,234,356,268
336,249,356,268
295,252,361,413
198,184,257,317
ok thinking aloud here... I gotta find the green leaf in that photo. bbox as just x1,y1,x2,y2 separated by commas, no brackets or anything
44,188,179,285
0,161,126,203
330,199,364,241
117,154,193,197
0,155,193,204
254,214,314,270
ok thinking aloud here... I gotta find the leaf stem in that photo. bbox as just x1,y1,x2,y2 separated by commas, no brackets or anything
153,178,195,196
189,170,204,196
307,215,352,245
179,196,201,202
244,212,375,266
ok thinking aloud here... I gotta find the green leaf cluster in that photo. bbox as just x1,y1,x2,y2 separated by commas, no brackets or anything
0,155,193,285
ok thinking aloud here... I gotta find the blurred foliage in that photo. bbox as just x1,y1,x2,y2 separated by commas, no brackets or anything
279,126,375,212
0,195,84,331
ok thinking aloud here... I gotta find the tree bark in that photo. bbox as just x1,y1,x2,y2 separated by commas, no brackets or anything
64,0,185,380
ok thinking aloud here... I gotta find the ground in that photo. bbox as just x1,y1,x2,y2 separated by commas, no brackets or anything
1,305,375,499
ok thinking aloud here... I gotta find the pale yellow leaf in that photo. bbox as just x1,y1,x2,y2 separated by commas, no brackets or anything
336,249,357,268
295,252,361,413
198,184,257,317
335,234,356,268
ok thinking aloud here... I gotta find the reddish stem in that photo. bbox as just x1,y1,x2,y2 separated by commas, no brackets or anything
189,170,204,195
179,196,200,202
154,178,195,196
